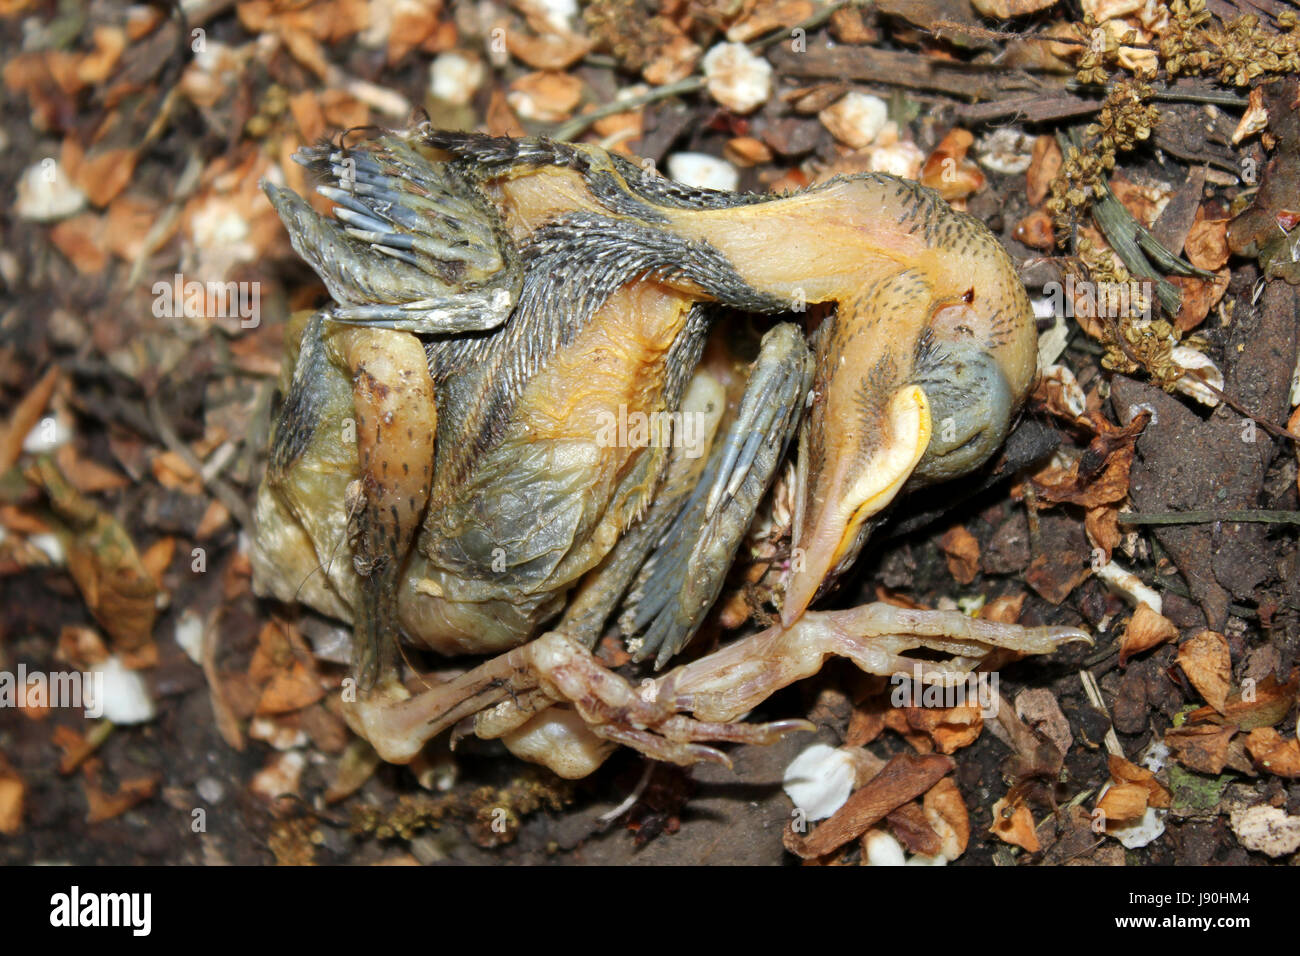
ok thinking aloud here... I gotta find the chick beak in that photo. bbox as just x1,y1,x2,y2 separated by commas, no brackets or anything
781,370,932,629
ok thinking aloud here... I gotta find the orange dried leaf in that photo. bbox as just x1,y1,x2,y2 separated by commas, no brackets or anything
1013,208,1056,250
1119,602,1178,665
54,444,129,493
1098,782,1149,824
49,213,109,273
1244,728,1300,778
938,525,980,585
1222,670,1299,730
920,128,985,201
905,703,984,754
1026,134,1062,206
989,793,1040,852
75,148,137,208
256,661,326,715
29,457,158,651
1178,630,1232,713
1107,754,1171,808
0,365,59,473
83,764,158,823
923,776,970,859
0,765,24,835
1184,216,1231,271
980,593,1026,624
1165,723,1237,775
507,71,583,123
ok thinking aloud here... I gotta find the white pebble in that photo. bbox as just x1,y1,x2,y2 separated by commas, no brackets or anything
250,751,306,803
701,42,772,114
862,828,908,866
666,152,739,192
22,412,72,454
976,127,1037,175
905,852,950,866
15,159,86,222
819,92,888,150
1170,346,1223,408
28,533,65,565
429,52,484,107
89,656,156,725
867,140,925,179
174,608,205,665
783,743,856,820
196,776,225,805
1108,803,1168,849
1230,805,1300,857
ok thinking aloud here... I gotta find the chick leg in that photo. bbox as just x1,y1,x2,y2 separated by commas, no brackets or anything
329,326,437,688
651,604,1091,724
348,603,1087,773
344,630,813,770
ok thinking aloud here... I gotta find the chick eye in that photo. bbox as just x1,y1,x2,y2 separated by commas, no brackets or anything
962,287,975,304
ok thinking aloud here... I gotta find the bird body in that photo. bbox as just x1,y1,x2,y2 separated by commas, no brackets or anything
252,128,1085,776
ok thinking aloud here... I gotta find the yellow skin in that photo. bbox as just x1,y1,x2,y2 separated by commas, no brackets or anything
253,130,1085,778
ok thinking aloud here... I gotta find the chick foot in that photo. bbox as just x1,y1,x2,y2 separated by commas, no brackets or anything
652,603,1092,724
342,631,813,771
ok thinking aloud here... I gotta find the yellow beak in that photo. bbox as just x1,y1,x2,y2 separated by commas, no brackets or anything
782,384,932,627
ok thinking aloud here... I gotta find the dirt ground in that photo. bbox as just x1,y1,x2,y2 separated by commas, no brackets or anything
1,0,1298,866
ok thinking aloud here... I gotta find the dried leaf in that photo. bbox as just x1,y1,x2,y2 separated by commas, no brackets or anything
904,703,984,754
507,28,592,71
1178,630,1232,713
0,366,59,473
971,0,1058,16
1168,267,1230,334
82,760,158,823
1221,670,1299,730
989,792,1040,852
1026,134,1062,206
979,593,1026,624
1165,723,1237,775
1098,781,1149,823
1119,602,1179,665
507,71,582,123
920,128,985,201
49,213,109,274
885,800,943,856
922,776,969,859
1032,410,1147,509
1013,208,1056,250
938,524,979,585
1184,215,1230,271
1244,728,1300,778
28,457,158,651
1015,688,1072,755
1108,754,1171,808
0,761,23,835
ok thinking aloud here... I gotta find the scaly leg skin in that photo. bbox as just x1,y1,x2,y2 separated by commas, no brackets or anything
329,326,436,688
652,604,1091,724
345,603,1088,777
